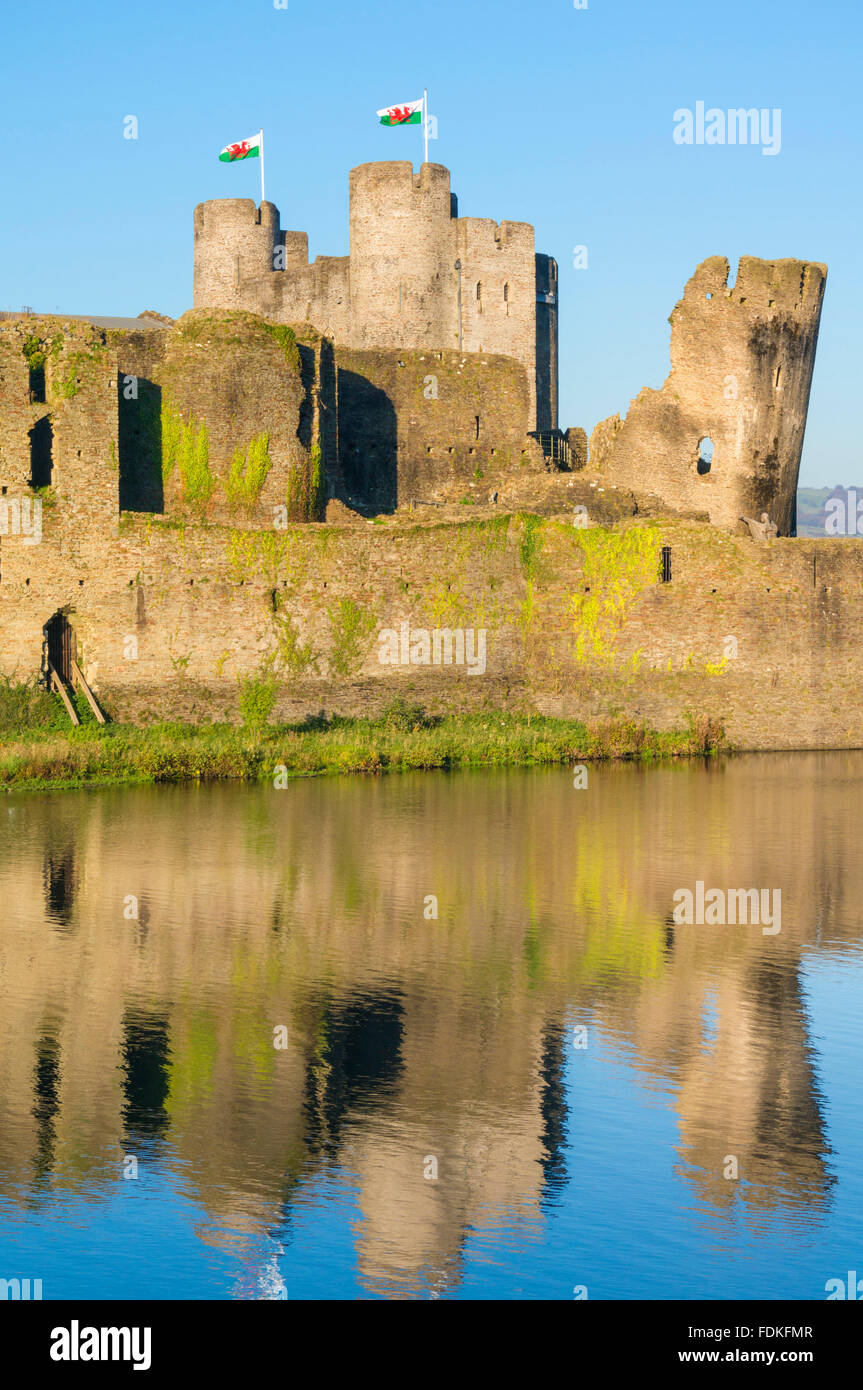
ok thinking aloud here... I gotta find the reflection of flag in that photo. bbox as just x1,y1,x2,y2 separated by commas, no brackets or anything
377,100,423,126
219,132,262,162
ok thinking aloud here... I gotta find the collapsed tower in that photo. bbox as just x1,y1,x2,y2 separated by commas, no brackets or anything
589,256,827,535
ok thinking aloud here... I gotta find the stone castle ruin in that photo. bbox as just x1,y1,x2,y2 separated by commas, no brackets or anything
590,255,827,536
0,159,843,747
193,161,559,435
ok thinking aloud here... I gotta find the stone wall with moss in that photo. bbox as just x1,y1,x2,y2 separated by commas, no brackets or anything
0,316,119,535
4,482,863,749
2,310,554,542
112,309,309,525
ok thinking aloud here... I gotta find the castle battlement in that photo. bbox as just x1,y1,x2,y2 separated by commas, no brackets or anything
457,217,534,248
680,255,827,315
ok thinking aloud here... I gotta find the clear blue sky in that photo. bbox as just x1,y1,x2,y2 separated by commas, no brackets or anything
2,0,858,486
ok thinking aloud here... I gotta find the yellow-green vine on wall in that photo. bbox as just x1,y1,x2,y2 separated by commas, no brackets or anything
226,431,273,510
569,525,661,664
161,403,215,509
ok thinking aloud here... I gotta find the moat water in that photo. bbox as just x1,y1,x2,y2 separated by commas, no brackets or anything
1,755,863,1300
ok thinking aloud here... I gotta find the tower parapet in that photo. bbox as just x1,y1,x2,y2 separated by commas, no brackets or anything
193,199,281,311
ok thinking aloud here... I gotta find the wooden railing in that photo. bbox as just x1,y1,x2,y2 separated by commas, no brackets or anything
530,430,571,469
71,661,106,724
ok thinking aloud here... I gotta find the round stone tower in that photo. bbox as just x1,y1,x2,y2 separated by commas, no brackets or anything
193,199,280,309
348,162,457,350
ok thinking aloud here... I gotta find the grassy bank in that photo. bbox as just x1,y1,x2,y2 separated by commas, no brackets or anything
0,682,726,791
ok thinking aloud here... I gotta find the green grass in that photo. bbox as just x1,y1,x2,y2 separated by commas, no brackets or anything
0,694,726,792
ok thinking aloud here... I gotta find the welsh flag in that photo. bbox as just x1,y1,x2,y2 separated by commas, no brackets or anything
219,132,262,162
377,99,423,127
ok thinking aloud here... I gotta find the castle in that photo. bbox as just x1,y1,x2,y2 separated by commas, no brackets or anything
193,161,559,439
0,159,851,750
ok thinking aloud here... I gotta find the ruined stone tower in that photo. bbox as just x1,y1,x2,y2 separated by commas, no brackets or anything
193,161,558,432
589,256,827,534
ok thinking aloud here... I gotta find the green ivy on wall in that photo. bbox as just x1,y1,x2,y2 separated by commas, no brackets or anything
161,404,215,509
226,431,273,510
286,444,325,522
569,525,661,664
326,596,376,676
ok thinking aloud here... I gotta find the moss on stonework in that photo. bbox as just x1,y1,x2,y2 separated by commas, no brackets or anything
270,591,317,675
175,310,300,371
227,530,293,585
57,341,108,399
286,444,325,522
262,323,300,371
22,334,45,370
161,403,215,510
326,596,377,676
568,523,662,665
226,431,273,510
518,513,543,579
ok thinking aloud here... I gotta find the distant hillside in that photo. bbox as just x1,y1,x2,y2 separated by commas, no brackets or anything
796,487,863,537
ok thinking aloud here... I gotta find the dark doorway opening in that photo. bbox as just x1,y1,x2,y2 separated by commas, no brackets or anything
45,611,74,682
29,416,53,487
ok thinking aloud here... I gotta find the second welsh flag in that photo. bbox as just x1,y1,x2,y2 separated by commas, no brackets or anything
377,99,423,127
219,132,262,162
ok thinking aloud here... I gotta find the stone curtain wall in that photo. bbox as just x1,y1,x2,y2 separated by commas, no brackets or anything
330,347,544,510
5,497,863,749
589,257,827,534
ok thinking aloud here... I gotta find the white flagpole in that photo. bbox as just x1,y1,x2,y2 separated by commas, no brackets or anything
259,129,265,203
423,90,429,165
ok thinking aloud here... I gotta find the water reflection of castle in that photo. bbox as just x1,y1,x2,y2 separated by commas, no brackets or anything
0,755,857,1294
